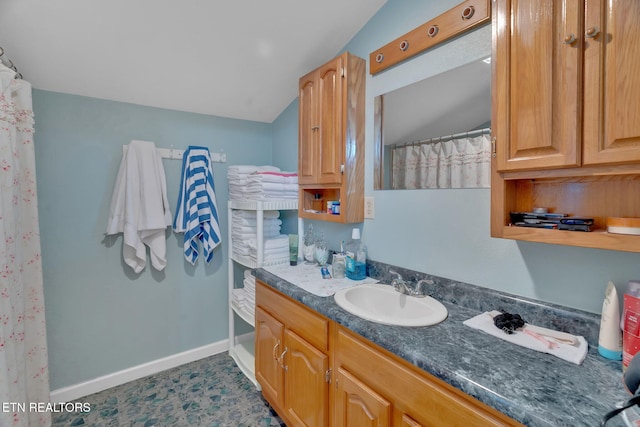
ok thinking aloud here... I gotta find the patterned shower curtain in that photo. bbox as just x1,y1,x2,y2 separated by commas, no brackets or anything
0,65,51,426
391,132,491,189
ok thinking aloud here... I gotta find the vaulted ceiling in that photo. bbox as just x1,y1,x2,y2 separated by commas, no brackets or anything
0,0,387,123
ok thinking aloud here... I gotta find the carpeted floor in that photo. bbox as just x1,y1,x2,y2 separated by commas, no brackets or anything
51,352,285,426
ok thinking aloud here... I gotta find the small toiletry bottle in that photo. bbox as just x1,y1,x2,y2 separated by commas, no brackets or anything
623,280,640,369
345,228,367,280
599,281,622,360
288,234,299,266
311,193,323,212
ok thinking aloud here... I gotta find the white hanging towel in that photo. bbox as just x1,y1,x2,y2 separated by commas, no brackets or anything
106,140,172,273
173,146,221,264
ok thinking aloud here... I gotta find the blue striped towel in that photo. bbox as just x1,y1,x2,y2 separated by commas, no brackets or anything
173,146,221,264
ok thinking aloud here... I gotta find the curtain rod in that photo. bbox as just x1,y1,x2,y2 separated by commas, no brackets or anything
391,127,491,149
0,46,23,79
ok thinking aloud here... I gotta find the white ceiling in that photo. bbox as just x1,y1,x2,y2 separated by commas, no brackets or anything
383,57,492,145
0,0,386,123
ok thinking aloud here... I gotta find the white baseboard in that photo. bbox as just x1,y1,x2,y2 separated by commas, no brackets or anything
50,338,237,403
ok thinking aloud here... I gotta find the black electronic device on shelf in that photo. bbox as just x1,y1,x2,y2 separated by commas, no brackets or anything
510,212,594,232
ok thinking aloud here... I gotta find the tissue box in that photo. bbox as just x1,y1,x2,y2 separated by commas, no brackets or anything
623,293,640,369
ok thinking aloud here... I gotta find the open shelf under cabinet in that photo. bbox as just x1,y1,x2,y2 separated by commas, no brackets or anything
495,173,640,253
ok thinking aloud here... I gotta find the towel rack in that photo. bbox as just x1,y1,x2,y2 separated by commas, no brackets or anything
157,147,227,163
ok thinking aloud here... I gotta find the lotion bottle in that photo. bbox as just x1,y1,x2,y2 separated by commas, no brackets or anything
599,281,623,360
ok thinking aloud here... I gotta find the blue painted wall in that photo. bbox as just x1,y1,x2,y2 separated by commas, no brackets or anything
34,0,640,392
272,0,640,314
33,90,273,390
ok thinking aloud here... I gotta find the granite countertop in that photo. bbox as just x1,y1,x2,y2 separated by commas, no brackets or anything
254,265,630,427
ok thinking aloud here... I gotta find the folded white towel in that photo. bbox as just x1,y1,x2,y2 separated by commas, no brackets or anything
106,140,172,273
463,311,588,365
231,234,260,242
228,165,281,174
248,235,289,250
231,226,281,233
233,230,281,240
245,182,298,192
233,248,250,257
232,217,282,227
249,171,298,184
233,210,280,219
246,193,298,201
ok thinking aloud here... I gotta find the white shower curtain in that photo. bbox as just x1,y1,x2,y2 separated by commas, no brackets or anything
0,65,51,426
391,133,491,189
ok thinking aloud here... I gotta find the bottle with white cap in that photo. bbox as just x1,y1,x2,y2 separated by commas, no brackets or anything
345,228,367,280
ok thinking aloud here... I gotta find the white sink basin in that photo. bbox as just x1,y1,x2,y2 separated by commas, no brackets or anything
334,283,448,327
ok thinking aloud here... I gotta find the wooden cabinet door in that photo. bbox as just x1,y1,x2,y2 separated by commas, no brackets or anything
283,328,329,427
400,414,424,427
316,56,344,184
255,307,285,410
582,0,640,165
298,71,319,185
334,367,391,427
494,0,582,171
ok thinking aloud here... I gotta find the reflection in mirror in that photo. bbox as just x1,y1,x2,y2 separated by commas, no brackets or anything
374,57,492,190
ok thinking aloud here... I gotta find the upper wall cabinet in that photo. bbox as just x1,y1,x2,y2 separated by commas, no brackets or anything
495,0,640,172
298,52,365,223
492,0,640,252
582,0,640,166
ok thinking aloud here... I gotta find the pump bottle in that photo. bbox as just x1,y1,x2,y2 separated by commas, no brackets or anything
345,228,367,280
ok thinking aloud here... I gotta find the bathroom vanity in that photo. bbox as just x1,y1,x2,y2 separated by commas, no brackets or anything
254,264,628,427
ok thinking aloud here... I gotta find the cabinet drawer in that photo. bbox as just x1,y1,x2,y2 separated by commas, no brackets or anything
256,280,329,352
335,327,520,427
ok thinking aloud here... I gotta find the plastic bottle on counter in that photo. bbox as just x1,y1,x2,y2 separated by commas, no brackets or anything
622,280,640,369
599,281,622,360
345,228,367,280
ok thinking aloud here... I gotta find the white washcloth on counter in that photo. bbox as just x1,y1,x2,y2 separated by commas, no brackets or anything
263,263,378,297
106,140,172,273
463,311,588,365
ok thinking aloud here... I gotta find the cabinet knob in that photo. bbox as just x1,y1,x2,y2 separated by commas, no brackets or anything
272,341,280,360
311,125,320,131
563,34,577,45
585,26,600,38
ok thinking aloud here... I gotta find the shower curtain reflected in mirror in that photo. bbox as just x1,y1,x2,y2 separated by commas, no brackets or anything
390,132,491,190
0,64,51,426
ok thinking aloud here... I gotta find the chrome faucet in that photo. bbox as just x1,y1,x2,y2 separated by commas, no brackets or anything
389,270,433,298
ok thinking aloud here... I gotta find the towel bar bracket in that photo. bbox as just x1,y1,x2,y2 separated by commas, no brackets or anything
157,147,227,163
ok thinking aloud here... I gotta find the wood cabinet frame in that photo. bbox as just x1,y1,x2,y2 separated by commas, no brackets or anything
298,52,365,224
491,0,640,252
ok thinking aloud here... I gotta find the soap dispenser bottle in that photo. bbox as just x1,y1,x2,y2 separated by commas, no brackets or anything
345,228,367,280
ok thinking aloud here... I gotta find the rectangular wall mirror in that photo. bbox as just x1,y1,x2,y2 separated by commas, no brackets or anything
374,56,492,190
